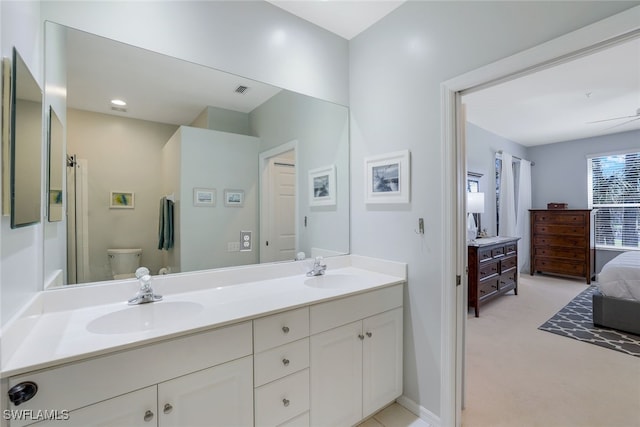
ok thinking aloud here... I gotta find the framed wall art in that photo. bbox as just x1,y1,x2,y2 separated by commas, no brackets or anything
224,189,244,207
308,165,336,207
193,188,216,207
365,150,410,204
110,191,135,209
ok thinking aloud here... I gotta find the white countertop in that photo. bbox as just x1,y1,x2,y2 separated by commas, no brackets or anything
1,255,406,378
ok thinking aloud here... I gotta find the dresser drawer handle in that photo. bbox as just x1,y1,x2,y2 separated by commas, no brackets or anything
282,358,290,366
283,398,290,407
282,326,290,334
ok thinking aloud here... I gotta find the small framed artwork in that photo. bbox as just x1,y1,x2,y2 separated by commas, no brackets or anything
110,191,135,209
224,189,244,207
365,150,410,204
193,188,216,207
309,165,336,207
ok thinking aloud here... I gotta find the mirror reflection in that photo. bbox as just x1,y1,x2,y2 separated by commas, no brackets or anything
48,106,64,222
11,47,43,229
52,24,349,286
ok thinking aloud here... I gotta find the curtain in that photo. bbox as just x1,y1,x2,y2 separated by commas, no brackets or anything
516,160,532,272
499,152,517,237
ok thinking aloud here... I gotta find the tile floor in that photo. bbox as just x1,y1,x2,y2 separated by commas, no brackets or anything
357,403,429,427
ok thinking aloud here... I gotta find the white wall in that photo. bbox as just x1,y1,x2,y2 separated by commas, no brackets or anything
1,0,43,324
349,0,638,420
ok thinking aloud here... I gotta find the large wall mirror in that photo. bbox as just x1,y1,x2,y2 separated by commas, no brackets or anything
47,23,350,287
10,47,43,228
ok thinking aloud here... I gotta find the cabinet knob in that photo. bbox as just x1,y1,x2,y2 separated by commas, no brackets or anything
282,326,290,334
282,358,290,366
144,410,154,422
8,381,38,406
163,403,173,414
358,334,365,340
366,332,372,338
283,398,290,407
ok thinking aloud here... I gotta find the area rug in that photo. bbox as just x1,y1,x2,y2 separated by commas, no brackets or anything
539,285,640,357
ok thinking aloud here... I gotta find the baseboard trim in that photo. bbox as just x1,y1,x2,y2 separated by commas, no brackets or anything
396,395,441,427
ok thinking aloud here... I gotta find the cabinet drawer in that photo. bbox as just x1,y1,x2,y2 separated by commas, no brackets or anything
255,338,309,387
500,255,517,272
533,236,586,248
278,411,309,427
499,270,517,289
533,246,585,261
255,369,309,427
8,322,252,416
254,307,309,353
478,277,498,299
478,248,493,262
491,246,505,258
534,224,585,236
505,243,517,255
310,284,403,335
478,260,499,281
533,212,585,224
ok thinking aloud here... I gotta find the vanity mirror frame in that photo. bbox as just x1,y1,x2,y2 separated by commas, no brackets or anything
9,47,43,229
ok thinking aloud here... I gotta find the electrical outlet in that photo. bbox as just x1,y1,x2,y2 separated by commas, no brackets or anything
227,242,240,252
240,231,252,251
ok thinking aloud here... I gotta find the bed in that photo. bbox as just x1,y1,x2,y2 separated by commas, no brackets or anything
592,251,640,336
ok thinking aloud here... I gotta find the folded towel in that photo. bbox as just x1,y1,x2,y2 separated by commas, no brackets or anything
158,197,174,250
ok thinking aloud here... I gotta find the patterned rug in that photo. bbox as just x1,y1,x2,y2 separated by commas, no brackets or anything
539,286,640,357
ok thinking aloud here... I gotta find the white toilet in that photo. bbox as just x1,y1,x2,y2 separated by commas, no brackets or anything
107,248,142,280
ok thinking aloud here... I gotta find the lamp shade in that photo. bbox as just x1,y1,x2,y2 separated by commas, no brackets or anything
467,192,485,214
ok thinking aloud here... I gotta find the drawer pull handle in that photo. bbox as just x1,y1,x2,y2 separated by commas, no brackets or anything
366,332,372,338
164,403,173,414
358,334,365,340
282,358,290,366
283,398,290,407
282,326,290,334
144,410,154,422
8,381,38,406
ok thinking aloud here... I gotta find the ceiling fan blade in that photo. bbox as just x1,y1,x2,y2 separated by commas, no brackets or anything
586,114,638,124
603,116,640,131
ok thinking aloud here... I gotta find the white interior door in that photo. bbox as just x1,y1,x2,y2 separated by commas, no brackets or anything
261,145,297,263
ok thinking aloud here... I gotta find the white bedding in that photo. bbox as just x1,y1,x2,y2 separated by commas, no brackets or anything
597,251,640,301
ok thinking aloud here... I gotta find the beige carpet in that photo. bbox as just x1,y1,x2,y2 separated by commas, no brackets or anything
462,274,640,427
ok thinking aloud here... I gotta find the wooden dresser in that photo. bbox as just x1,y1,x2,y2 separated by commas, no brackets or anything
529,209,595,284
468,237,519,317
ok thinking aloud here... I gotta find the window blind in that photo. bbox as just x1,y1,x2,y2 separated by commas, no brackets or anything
588,152,640,249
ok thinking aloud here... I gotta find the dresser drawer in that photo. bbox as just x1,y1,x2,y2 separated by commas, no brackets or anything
478,277,498,299
499,269,517,289
255,338,309,387
255,368,309,427
533,212,586,224
478,248,493,262
478,260,499,281
254,307,309,353
505,243,517,255
533,259,585,275
534,246,585,261
500,255,517,272
534,224,585,236
533,235,586,248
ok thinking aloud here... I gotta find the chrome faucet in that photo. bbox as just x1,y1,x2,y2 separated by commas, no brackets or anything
128,267,163,305
306,256,327,277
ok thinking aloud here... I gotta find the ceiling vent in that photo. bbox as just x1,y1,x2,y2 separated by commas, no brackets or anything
235,85,249,94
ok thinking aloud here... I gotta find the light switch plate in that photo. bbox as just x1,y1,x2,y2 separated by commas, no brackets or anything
240,231,252,251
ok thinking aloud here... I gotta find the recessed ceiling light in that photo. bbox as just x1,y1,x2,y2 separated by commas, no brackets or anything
111,99,127,106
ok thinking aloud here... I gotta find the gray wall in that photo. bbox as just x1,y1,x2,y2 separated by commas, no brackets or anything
349,0,638,419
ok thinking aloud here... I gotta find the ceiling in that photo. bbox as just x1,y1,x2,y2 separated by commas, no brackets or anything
65,2,640,148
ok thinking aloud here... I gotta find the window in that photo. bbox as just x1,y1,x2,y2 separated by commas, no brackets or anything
588,152,640,250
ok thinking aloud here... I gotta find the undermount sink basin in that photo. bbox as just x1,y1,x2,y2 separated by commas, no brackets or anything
304,274,366,289
87,301,204,335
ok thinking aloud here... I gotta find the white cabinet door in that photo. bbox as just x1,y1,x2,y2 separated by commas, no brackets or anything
310,321,363,427
158,356,253,427
362,308,403,418
34,386,157,427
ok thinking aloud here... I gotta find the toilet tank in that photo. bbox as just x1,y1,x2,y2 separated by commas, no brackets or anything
107,248,142,277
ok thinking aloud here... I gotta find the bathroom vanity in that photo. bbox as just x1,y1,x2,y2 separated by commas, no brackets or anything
1,255,405,427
